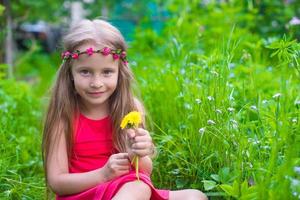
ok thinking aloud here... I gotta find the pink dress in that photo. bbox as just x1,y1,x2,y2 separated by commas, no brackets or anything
56,113,169,200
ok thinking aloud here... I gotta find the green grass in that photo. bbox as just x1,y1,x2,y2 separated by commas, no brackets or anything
0,79,46,199
128,4,300,198
1,2,300,199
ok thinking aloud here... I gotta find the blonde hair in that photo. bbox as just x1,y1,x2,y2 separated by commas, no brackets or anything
42,19,143,197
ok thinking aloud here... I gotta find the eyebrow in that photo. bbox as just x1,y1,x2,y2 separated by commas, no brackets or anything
76,66,116,71
76,65,94,69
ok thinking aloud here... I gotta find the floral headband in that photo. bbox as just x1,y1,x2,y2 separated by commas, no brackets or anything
61,47,128,65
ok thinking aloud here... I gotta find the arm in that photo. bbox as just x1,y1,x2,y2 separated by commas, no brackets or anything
46,129,108,196
139,155,153,175
47,126,130,196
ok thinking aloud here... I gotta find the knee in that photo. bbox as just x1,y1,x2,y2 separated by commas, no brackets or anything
112,181,151,200
187,189,208,200
133,181,151,200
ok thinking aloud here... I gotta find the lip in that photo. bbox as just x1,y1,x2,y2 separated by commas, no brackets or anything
87,91,105,97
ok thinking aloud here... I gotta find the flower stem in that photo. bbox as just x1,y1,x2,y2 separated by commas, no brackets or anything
131,155,140,181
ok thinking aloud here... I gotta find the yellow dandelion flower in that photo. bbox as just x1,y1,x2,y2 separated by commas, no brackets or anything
120,111,142,129
120,111,142,181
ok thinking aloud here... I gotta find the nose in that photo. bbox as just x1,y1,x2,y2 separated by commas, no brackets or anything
90,75,104,88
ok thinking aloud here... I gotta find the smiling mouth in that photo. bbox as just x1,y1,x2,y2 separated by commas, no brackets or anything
88,92,104,94
87,91,105,97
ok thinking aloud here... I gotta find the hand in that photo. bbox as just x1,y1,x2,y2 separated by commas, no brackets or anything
102,153,130,181
126,128,154,158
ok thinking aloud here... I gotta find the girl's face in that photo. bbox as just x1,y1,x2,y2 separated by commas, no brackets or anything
71,43,119,112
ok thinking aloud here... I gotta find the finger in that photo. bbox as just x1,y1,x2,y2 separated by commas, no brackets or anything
132,149,151,157
116,158,130,166
135,128,148,136
126,129,136,139
117,164,130,170
134,135,152,143
119,168,130,174
132,142,152,150
114,153,129,159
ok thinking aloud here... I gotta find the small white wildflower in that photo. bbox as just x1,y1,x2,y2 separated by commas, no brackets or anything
184,103,192,110
262,100,268,104
262,145,271,150
226,82,234,88
207,119,216,125
230,119,238,124
295,100,300,105
292,192,298,197
195,98,202,104
229,63,235,69
211,70,219,76
294,166,300,174
291,179,300,187
229,95,235,101
199,128,205,134
292,118,297,123
242,51,251,60
216,109,222,114
207,96,214,101
272,93,281,99
271,20,278,27
0,103,9,113
289,16,300,25
250,105,258,111
248,162,253,168
227,107,235,112
177,92,184,98
230,119,238,129
267,66,273,71
180,69,186,75
253,140,260,145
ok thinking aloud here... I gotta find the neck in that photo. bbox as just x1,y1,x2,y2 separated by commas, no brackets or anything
79,101,110,120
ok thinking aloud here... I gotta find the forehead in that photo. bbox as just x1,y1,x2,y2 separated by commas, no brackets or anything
72,43,119,69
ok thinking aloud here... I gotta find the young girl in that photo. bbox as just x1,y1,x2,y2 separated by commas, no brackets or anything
42,19,207,200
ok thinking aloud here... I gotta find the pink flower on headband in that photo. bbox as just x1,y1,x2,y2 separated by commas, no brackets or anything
86,47,94,56
112,54,119,60
120,51,126,59
61,47,128,64
102,47,111,56
62,51,71,59
72,53,79,59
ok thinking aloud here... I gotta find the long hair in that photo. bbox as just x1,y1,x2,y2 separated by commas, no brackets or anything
42,19,143,197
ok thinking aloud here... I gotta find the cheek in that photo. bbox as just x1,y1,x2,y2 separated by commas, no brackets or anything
106,79,117,89
73,77,88,89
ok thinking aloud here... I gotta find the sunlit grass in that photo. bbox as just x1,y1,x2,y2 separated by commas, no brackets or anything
1,6,300,200
130,27,300,199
